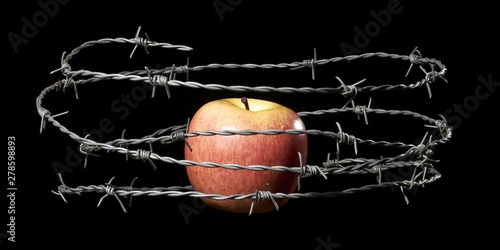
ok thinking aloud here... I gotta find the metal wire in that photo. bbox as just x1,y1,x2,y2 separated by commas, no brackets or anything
39,27,451,214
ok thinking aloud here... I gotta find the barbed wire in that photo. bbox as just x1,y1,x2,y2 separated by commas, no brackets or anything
38,27,451,214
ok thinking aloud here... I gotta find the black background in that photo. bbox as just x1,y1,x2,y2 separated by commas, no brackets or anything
4,0,499,249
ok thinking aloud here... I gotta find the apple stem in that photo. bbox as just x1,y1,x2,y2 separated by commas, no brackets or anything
241,97,250,111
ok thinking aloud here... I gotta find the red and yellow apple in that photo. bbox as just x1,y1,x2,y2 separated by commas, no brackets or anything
184,98,308,213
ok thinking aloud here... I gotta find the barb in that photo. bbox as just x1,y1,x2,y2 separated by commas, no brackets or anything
121,129,130,161
133,149,157,170
165,64,176,98
97,176,128,213
152,75,170,98
38,108,51,134
51,172,69,203
126,177,139,208
291,48,317,80
181,57,190,81
336,77,366,109
249,183,279,216
130,26,150,58
351,97,372,125
145,66,157,98
297,152,327,191
171,61,190,81
371,163,383,184
50,51,81,100
420,65,434,98
425,114,453,140
80,134,101,169
146,66,181,99
38,109,69,134
66,78,80,100
335,122,358,156
400,166,442,204
399,185,410,205
164,117,193,151
324,152,344,170
50,51,71,76
405,46,422,77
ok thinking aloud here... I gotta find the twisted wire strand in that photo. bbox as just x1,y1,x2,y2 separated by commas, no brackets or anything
37,78,450,178
62,69,438,95
37,77,450,173
39,30,451,211
53,35,446,97
63,37,192,62
55,167,440,201
40,104,443,176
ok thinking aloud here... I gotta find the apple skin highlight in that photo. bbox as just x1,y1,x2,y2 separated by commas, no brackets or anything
184,98,308,213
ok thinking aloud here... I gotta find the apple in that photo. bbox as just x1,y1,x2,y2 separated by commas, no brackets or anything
184,97,308,213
